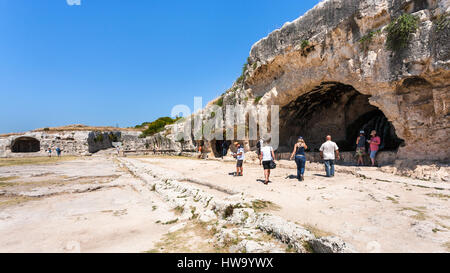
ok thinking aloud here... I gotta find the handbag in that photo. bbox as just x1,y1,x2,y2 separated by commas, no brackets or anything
269,160,277,169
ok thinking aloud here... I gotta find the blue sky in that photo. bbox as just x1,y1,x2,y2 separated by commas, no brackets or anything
0,0,319,134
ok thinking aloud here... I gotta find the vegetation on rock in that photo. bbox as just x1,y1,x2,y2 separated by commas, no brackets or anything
359,29,381,51
254,96,263,105
215,96,224,107
138,117,181,138
301,39,309,50
300,39,314,57
385,13,419,52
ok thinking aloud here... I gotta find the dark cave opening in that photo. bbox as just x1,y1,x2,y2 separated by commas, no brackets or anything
211,140,232,158
279,82,404,153
11,137,41,153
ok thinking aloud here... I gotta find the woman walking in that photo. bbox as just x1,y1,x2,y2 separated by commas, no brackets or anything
259,138,275,185
290,136,308,181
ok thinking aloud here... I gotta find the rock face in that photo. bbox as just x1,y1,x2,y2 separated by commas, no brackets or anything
244,0,449,161
0,124,195,158
0,130,145,157
166,0,450,164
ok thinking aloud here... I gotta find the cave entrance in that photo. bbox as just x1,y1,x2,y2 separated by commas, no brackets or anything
279,82,404,152
11,137,41,153
210,140,231,158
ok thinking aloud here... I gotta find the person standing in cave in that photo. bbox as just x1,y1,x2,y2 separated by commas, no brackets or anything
319,135,340,177
221,141,229,159
355,131,366,166
290,137,308,181
367,130,381,167
197,141,204,159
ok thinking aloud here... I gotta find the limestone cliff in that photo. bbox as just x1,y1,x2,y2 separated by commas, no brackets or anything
242,0,450,161
171,0,449,163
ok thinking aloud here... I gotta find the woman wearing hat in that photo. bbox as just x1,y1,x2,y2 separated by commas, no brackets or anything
290,136,308,181
356,130,366,166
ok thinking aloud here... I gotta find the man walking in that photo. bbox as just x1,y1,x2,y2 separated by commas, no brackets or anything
319,135,340,177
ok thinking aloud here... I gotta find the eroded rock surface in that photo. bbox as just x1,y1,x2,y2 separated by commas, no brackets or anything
245,0,449,161
162,0,450,166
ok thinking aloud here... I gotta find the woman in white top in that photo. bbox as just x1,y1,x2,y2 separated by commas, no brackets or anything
259,140,275,185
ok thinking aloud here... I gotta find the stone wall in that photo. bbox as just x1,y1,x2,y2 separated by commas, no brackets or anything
0,130,146,157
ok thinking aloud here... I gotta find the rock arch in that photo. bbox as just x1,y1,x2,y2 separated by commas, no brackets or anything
278,82,404,153
11,137,41,153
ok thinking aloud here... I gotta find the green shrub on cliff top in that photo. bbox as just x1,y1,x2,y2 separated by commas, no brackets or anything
138,117,181,138
215,96,224,107
385,13,419,52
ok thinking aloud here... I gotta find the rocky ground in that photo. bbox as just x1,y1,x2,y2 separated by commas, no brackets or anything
0,153,449,253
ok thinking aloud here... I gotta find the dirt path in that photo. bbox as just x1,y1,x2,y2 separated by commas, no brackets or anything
0,157,179,253
130,156,450,253
1,155,448,253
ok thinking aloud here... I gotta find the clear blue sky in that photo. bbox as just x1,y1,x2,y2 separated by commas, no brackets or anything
0,0,319,134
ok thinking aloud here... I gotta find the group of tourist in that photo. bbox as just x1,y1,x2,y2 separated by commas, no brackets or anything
232,137,276,185
231,130,382,185
357,130,381,167
46,147,62,157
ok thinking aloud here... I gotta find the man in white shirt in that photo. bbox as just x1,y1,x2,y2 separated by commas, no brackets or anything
319,135,340,177
233,142,245,176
